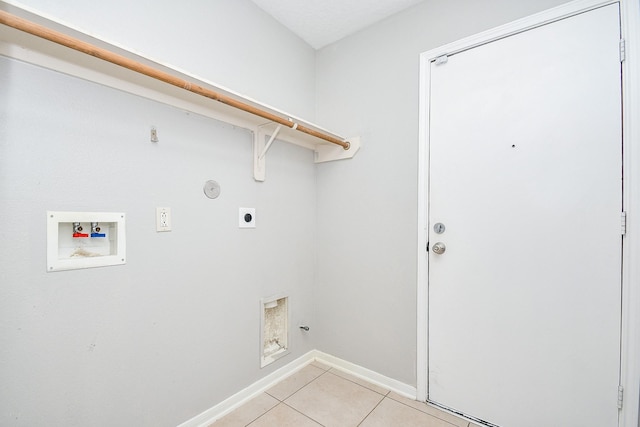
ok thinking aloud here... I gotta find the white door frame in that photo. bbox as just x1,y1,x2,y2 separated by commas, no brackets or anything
416,0,640,425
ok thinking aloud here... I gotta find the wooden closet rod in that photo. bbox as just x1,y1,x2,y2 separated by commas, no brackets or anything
0,10,350,150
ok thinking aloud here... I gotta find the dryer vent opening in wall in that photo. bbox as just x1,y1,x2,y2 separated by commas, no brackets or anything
261,296,289,368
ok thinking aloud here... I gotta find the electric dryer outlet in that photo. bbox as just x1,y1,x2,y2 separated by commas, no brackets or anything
239,207,256,228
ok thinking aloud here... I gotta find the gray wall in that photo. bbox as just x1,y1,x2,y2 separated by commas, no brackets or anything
314,0,572,386
0,0,318,423
0,56,316,426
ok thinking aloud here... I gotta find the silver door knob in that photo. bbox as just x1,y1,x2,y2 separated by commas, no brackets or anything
432,242,446,255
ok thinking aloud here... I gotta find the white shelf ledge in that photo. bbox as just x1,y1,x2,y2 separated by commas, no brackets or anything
0,6,361,181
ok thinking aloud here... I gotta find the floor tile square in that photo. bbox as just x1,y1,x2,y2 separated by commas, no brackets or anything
285,371,385,427
247,403,322,427
210,393,279,427
360,397,458,427
266,364,326,401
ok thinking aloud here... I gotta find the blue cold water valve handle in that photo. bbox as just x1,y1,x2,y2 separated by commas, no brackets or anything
91,222,105,237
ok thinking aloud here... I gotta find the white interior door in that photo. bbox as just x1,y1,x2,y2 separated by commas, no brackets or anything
427,5,622,427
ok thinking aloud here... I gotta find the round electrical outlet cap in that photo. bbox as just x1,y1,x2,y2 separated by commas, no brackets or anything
203,180,221,199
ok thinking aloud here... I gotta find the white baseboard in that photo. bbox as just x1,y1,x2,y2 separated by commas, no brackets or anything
177,350,416,427
177,350,317,427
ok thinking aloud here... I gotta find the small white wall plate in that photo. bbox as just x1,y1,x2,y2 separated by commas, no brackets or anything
156,207,171,232
239,207,256,228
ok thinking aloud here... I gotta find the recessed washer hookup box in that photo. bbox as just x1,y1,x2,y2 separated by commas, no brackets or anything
46,211,126,272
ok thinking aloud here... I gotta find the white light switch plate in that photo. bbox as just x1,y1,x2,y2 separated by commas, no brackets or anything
156,207,171,231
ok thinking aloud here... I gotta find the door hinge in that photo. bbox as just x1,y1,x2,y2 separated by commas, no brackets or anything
620,39,626,62
618,385,624,409
621,211,627,236
434,55,448,65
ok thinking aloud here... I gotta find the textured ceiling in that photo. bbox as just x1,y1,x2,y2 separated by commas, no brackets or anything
250,0,425,49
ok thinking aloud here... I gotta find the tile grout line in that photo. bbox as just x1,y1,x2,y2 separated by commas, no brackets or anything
257,364,442,427
253,366,331,426
355,394,386,427
278,368,332,426
281,400,327,427
219,361,471,427
239,395,280,427
385,395,462,427
264,366,330,402
326,368,391,397
241,398,326,427
264,390,280,401
243,406,265,427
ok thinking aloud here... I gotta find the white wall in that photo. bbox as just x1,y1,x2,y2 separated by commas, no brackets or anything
0,1,318,426
314,0,573,386
1,0,316,118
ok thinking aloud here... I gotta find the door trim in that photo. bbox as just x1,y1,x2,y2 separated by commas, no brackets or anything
416,0,640,425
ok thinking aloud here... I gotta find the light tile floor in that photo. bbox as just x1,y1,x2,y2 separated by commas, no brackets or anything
211,361,480,427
